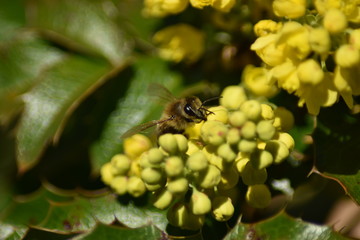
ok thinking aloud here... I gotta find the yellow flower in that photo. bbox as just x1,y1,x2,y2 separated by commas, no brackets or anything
189,0,212,9
153,24,205,63
308,27,331,55
315,0,360,23
335,44,360,68
323,8,348,34
124,134,152,159
270,61,300,93
143,0,189,17
297,59,324,85
254,20,282,37
251,34,287,66
242,65,279,97
349,29,360,49
272,0,306,19
212,0,236,12
333,65,360,108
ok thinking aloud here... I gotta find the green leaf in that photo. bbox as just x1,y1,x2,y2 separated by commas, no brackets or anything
75,223,164,240
0,224,27,240
27,0,132,65
0,0,25,41
313,104,360,204
16,55,112,170
90,56,182,171
225,212,347,240
90,194,168,231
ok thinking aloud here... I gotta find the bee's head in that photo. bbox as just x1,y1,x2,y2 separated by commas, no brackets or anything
182,97,212,123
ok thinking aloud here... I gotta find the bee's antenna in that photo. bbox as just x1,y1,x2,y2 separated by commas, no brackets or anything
201,96,223,107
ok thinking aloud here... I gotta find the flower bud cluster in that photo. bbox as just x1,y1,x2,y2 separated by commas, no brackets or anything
100,85,295,230
250,3,360,115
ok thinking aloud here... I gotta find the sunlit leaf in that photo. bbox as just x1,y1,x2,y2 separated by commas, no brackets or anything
90,57,181,171
16,55,112,170
27,0,132,65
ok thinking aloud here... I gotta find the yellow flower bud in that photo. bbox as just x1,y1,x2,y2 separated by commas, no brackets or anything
235,152,250,174
241,121,257,139
226,128,241,145
251,34,287,66
165,156,184,177
246,184,271,208
153,190,173,210
174,134,188,153
190,191,212,215
254,20,282,37
240,100,262,121
198,165,221,189
124,134,152,159
217,143,236,163
309,27,331,54
265,140,290,164
185,122,203,139
229,111,247,127
145,182,165,191
167,203,205,230
186,139,202,155
238,139,257,153
275,132,295,150
207,106,229,123
202,145,226,171
101,162,115,185
261,104,275,121
159,133,178,154
323,8,348,34
211,196,234,221
127,176,146,197
153,24,205,63
110,176,128,195
187,151,209,172
297,59,324,85
335,44,360,68
273,107,295,131
350,29,360,49
256,120,276,141
250,149,273,169
111,154,131,175
148,148,165,165
142,0,188,17
220,85,247,110
189,0,211,9
272,0,306,19
241,161,267,185
218,167,239,190
141,167,163,184
201,121,228,146
167,177,189,194
212,0,235,12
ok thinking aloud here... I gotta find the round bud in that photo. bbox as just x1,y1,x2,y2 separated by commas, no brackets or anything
250,149,273,169
198,165,221,189
238,139,257,153
159,134,178,154
297,59,324,85
323,8,347,34
218,167,239,190
189,191,212,215
229,111,247,127
217,143,236,163
350,29,360,50
202,146,225,171
167,203,205,230
187,139,203,155
101,162,115,185
110,176,128,195
148,148,165,165
256,120,276,141
335,44,360,68
235,152,250,174
124,134,152,159
111,154,131,175
211,196,234,222
167,178,189,194
241,161,267,185
261,104,275,121
273,107,294,132
240,100,262,121
309,27,331,54
241,121,257,139
165,156,184,177
127,176,146,197
201,121,228,146
246,184,271,208
174,134,188,153
141,167,163,184
145,182,164,191
265,140,290,164
207,106,229,123
153,190,173,210
187,151,209,172
220,85,247,110
275,132,295,150
226,128,241,145
139,153,152,168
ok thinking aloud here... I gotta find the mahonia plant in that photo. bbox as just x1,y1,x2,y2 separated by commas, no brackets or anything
101,84,295,230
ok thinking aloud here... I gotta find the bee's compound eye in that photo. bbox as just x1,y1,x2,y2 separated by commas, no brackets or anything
184,104,195,116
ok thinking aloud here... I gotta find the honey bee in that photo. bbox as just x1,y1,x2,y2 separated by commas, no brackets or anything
121,83,218,138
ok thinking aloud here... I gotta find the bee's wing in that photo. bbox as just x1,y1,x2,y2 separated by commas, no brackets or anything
148,83,177,105
121,117,173,139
